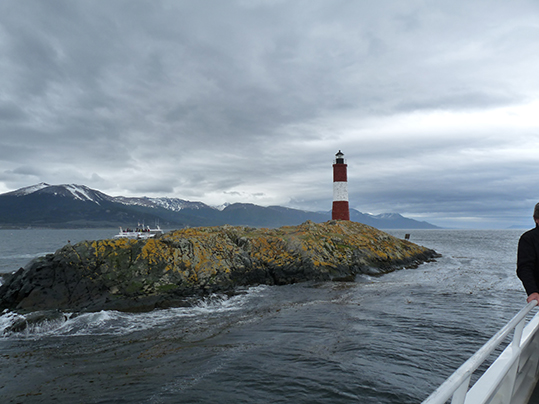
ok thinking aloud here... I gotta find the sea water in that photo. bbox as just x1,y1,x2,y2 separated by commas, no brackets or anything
0,228,531,403
0,228,116,277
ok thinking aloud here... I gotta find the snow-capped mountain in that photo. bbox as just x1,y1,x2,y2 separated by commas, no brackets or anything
5,182,109,202
147,197,210,212
4,182,51,196
212,202,231,211
349,210,436,228
0,183,440,229
113,196,210,212
6,183,212,211
374,213,403,220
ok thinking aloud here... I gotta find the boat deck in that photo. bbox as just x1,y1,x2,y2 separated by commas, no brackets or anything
422,301,539,404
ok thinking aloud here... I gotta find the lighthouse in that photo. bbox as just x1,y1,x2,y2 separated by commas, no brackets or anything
332,150,350,221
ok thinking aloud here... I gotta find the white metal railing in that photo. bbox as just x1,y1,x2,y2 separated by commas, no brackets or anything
422,300,539,404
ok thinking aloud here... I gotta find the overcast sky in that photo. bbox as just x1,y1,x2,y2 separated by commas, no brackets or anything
1,0,539,229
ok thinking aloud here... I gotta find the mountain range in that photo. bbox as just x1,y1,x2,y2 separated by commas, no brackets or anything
0,183,440,229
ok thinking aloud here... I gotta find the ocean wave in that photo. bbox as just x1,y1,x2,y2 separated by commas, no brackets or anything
0,252,51,260
0,285,270,339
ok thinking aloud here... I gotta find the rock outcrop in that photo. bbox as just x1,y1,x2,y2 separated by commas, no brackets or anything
0,221,438,313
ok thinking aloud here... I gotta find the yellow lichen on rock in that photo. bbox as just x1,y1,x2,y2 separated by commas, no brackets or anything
91,220,432,291
90,238,137,260
138,238,170,266
157,221,429,275
0,220,438,313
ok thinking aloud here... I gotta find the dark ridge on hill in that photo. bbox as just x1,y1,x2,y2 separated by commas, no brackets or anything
0,183,441,229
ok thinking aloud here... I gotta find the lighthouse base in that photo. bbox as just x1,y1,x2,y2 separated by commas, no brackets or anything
332,201,350,221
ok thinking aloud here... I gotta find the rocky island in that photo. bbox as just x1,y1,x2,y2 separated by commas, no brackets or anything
0,220,438,313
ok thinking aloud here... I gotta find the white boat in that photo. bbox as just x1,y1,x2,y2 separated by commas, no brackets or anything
422,300,539,404
113,224,163,240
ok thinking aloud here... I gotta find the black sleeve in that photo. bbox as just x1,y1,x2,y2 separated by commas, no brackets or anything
517,232,539,296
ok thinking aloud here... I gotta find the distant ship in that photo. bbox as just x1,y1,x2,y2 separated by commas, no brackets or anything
113,224,163,239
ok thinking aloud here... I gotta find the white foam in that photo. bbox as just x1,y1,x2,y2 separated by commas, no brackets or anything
1,285,270,339
0,252,51,260
0,310,25,334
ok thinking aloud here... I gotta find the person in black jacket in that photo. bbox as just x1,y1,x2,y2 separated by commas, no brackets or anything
517,203,539,303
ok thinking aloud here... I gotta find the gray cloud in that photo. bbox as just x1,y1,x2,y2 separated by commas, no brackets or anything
1,0,539,228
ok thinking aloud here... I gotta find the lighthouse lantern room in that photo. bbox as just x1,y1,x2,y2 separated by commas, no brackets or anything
332,150,350,221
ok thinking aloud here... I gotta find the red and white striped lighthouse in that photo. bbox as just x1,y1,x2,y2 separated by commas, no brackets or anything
332,150,350,221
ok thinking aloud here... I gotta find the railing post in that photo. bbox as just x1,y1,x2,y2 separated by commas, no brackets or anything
502,360,520,404
451,375,471,404
422,301,539,404
513,316,526,350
